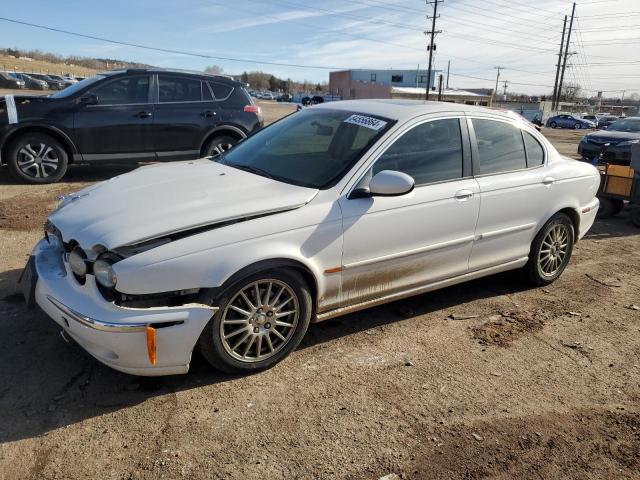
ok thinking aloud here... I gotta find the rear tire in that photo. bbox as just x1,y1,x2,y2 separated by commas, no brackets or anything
202,134,239,158
596,197,621,219
574,123,581,129
522,213,574,286
7,133,68,184
198,269,312,374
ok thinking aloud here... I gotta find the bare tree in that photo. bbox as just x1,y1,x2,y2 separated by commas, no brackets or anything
204,65,224,75
561,83,582,102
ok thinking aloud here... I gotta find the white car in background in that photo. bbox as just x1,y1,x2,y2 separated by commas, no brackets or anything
22,100,600,376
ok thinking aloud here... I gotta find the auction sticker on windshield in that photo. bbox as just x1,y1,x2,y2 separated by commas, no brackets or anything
344,114,387,131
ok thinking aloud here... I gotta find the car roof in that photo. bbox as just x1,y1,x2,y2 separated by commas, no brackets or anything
311,99,524,122
99,68,238,84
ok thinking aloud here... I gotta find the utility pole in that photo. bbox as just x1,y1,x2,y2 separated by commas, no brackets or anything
557,2,576,112
551,16,568,111
438,74,444,101
502,80,508,96
492,66,504,106
446,59,450,89
424,0,442,101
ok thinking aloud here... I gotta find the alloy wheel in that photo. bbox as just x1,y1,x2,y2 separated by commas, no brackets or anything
538,224,570,277
16,142,60,179
219,279,299,363
212,142,234,156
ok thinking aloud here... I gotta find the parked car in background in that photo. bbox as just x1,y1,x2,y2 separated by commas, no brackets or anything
578,117,640,164
0,68,263,183
62,75,78,84
597,116,619,129
29,73,66,90
24,100,600,375
10,72,48,90
0,72,26,89
546,114,595,130
47,74,75,88
277,93,292,102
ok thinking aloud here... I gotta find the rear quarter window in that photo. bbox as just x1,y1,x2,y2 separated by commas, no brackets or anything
523,131,545,167
208,82,234,100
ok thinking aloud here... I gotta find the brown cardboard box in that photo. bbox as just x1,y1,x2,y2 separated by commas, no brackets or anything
605,165,635,196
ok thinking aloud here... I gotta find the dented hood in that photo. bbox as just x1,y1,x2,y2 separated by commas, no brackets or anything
49,159,318,249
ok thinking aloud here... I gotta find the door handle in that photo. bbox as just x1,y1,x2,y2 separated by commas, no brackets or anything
542,176,556,185
135,111,153,118
454,189,474,201
201,110,217,118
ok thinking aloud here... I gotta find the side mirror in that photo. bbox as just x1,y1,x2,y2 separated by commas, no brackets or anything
352,170,415,198
79,94,98,106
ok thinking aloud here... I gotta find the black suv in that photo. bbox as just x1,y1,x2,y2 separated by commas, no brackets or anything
0,68,263,183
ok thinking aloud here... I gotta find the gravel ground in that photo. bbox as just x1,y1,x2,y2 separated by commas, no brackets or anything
0,110,638,480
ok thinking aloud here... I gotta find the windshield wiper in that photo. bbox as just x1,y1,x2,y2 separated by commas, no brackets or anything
231,164,275,180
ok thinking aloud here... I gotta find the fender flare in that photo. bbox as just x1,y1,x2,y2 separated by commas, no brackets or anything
0,123,78,165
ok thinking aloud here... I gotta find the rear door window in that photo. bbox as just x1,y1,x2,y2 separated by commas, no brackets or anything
373,118,463,185
158,75,202,102
472,119,527,174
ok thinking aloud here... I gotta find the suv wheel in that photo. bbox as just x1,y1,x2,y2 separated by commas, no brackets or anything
202,134,239,157
522,213,574,286
198,269,312,374
7,133,68,183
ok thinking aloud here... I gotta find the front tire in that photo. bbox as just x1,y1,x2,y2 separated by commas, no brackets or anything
198,269,312,374
7,133,68,183
574,123,582,129
550,121,557,129
522,213,574,286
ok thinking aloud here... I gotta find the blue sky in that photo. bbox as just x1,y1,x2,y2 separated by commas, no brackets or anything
1,0,638,96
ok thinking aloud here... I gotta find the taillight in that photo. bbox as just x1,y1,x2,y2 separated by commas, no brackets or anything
244,105,262,116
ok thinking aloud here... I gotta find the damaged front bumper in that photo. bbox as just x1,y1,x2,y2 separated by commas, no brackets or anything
30,237,217,376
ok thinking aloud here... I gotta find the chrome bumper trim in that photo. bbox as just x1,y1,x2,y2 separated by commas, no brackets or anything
46,295,195,333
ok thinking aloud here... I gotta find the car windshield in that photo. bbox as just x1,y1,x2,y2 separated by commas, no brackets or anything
49,75,105,98
606,119,640,132
217,108,394,189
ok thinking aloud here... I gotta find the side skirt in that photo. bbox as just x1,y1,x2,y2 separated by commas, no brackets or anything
314,257,529,323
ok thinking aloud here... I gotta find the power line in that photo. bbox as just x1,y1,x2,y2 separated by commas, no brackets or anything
0,16,345,70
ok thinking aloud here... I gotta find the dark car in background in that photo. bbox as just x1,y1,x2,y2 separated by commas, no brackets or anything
546,114,595,130
578,117,640,164
28,73,66,90
0,68,263,183
597,116,619,129
0,72,26,89
9,72,48,90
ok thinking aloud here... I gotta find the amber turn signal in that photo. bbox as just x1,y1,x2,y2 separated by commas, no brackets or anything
146,326,157,366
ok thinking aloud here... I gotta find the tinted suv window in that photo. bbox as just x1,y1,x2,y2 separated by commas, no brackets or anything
158,75,202,102
90,76,149,105
472,119,526,174
209,82,233,100
373,118,463,185
523,131,544,167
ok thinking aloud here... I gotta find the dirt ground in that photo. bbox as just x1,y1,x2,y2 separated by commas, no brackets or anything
0,108,639,480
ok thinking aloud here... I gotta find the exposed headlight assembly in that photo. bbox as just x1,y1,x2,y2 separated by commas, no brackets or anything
68,247,88,277
94,253,119,288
